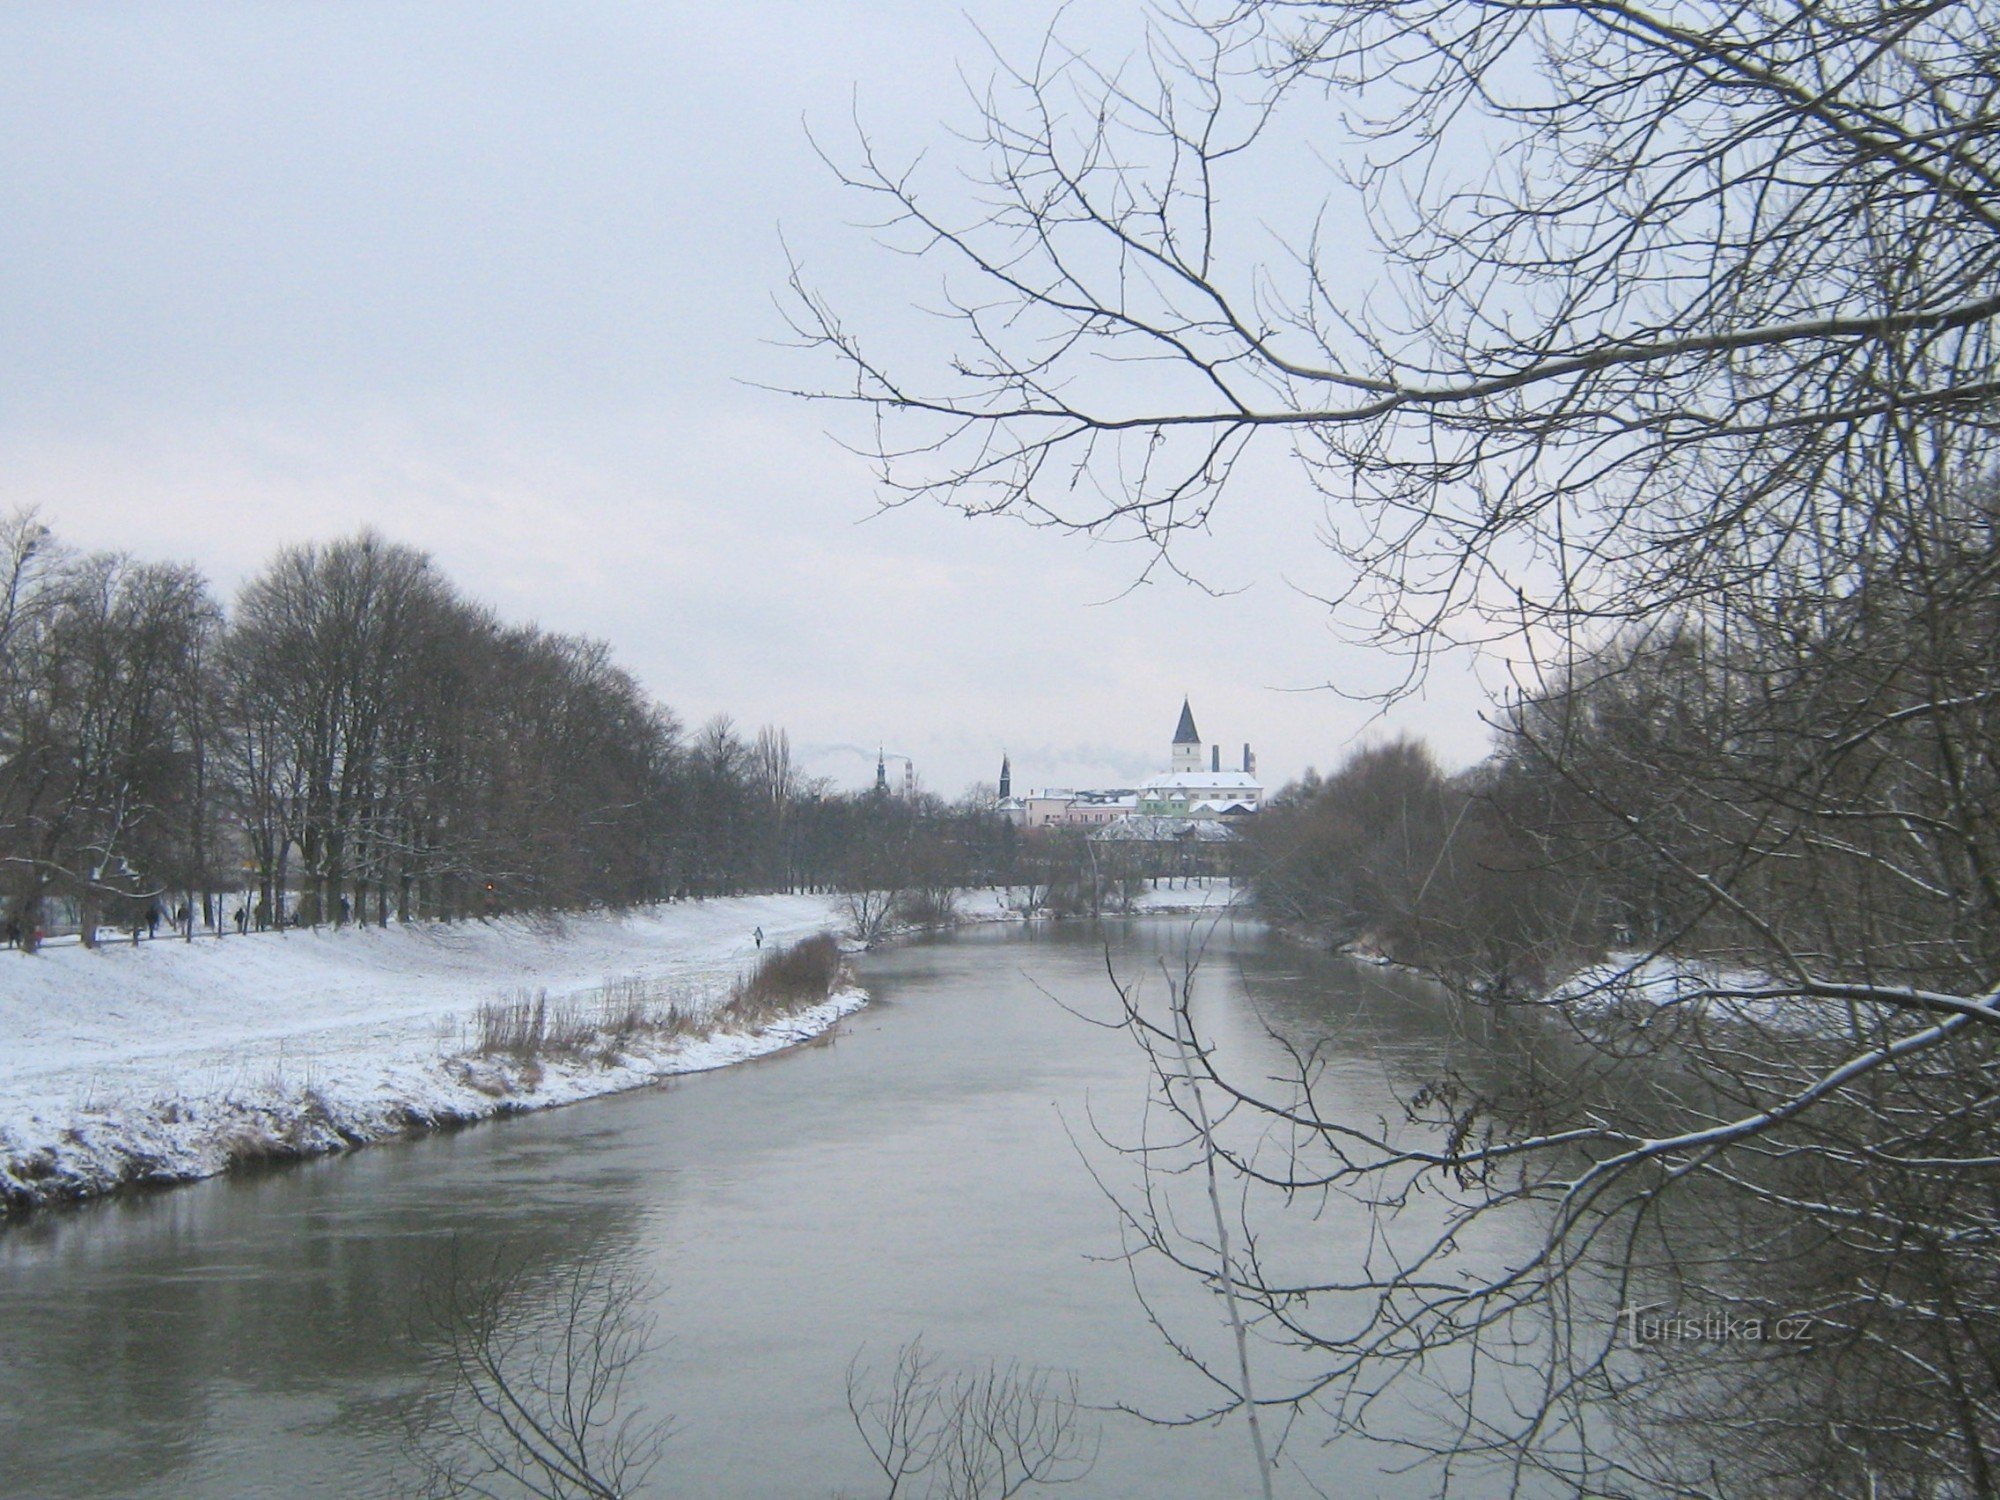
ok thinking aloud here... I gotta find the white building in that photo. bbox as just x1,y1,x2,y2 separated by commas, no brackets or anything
997,700,1262,827
1135,699,1262,819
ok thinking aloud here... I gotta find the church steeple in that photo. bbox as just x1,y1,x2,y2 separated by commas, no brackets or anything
1172,697,1201,746
1171,697,1204,775
998,752,1012,801
874,747,888,795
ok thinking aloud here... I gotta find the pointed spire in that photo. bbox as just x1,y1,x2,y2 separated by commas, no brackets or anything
1172,697,1201,745
998,752,1012,801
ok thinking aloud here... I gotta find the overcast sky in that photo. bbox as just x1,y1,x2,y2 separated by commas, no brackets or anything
0,1,1497,798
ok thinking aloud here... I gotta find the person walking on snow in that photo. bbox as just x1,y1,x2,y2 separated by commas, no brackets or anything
754,925,764,949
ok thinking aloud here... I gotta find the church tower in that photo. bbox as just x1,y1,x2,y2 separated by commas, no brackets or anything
1171,697,1204,774
874,747,888,796
998,753,1012,801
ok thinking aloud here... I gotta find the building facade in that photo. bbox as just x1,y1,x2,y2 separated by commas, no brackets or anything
999,699,1262,827
1134,698,1262,818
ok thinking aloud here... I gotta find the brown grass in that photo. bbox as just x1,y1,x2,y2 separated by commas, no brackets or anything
474,986,699,1066
471,933,845,1069
713,932,845,1031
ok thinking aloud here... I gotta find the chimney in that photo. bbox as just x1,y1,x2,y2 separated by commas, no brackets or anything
1242,743,1251,773
1211,744,1220,772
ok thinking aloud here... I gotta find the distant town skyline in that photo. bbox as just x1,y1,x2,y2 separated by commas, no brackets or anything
0,1,1499,799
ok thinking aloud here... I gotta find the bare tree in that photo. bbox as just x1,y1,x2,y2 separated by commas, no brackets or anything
1084,924,2000,1495
407,1242,672,1500
843,883,904,946
790,0,2000,649
836,794,920,943
794,5,2000,1491
845,1339,1098,1500
750,724,801,892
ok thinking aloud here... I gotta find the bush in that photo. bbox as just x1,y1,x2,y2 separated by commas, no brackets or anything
716,932,844,1029
892,887,959,927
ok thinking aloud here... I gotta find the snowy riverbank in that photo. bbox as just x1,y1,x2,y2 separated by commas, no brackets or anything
0,895,862,1215
0,882,1248,1216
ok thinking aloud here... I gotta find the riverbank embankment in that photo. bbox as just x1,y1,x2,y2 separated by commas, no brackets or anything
0,894,862,1216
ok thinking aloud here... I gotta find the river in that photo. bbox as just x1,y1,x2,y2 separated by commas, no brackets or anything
0,915,1525,1498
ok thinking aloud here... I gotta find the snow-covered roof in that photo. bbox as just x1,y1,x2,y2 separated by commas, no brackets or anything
1139,771,1262,792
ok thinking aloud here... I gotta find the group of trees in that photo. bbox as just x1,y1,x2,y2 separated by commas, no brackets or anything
1248,738,1575,992
0,516,1030,949
1258,460,2000,1010
0,517,218,947
819,791,1221,942
0,506,1230,955
222,534,683,928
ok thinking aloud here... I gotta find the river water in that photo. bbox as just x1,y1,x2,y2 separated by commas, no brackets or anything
0,916,1527,1498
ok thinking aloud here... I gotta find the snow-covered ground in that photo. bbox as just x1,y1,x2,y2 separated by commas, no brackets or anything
1541,950,1835,1033
0,895,859,1214
0,880,1247,1215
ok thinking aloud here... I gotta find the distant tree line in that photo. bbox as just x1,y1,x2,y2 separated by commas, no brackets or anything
1252,481,2000,1006
0,515,1021,950
1247,738,1570,993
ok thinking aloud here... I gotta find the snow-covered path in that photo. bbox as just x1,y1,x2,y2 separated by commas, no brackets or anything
0,895,855,1213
